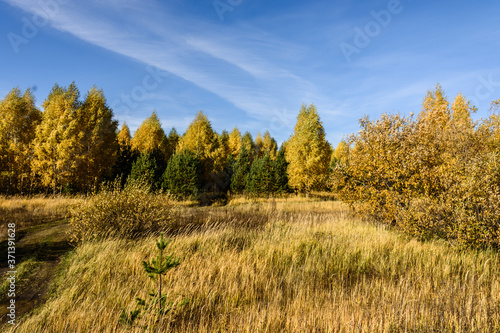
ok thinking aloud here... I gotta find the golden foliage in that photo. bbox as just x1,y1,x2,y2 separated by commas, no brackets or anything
31,84,118,193
31,83,82,193
117,122,132,147
256,130,278,159
227,126,242,158
131,111,169,158
0,87,42,193
332,86,500,248
286,103,331,194
177,111,217,158
70,180,172,243
176,111,220,177
74,86,118,191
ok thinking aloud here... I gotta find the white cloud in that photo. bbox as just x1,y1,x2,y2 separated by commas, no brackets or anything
3,0,318,124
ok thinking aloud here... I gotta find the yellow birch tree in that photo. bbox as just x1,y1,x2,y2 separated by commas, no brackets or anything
74,86,118,192
228,126,242,158
32,83,81,194
176,111,219,183
285,103,331,195
131,111,168,159
0,87,42,194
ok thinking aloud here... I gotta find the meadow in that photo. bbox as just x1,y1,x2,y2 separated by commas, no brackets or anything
1,196,499,332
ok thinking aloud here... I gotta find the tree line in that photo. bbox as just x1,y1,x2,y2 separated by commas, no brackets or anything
0,83,332,197
2,82,500,247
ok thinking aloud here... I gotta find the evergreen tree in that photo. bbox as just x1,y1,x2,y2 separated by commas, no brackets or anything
112,122,136,185
162,150,202,199
221,153,236,193
246,152,275,196
210,130,233,192
166,127,180,159
240,131,256,163
0,87,41,194
273,144,290,193
285,103,331,196
129,152,158,188
230,146,251,193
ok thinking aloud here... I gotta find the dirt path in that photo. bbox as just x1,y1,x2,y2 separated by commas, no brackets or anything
0,220,73,325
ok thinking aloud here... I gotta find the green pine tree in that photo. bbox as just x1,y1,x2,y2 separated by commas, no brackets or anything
141,235,180,312
230,146,251,194
246,152,275,196
120,235,183,326
112,123,136,186
129,152,158,188
240,131,256,163
274,144,290,194
166,127,180,159
162,150,202,199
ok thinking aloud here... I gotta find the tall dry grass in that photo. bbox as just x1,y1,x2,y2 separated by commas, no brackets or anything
6,199,500,332
0,196,82,240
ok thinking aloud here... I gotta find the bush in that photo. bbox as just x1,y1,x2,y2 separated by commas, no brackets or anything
70,179,172,242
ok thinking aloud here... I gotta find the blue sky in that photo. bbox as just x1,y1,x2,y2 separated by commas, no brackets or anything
1,0,499,145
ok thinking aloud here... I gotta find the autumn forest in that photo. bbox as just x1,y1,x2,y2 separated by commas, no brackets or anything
1,82,500,248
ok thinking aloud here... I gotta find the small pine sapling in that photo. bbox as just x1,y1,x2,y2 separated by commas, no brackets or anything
119,235,182,326
142,235,181,313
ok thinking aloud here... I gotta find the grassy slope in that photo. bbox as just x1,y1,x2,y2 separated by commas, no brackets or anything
6,199,500,332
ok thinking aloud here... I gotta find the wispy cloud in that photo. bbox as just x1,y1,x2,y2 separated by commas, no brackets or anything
3,0,317,123
5,0,498,145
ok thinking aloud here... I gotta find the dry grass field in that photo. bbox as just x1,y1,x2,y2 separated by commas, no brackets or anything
0,196,82,241
2,197,500,332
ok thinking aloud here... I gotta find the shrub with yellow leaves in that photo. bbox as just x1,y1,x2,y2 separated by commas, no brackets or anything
70,179,172,243
332,86,500,249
